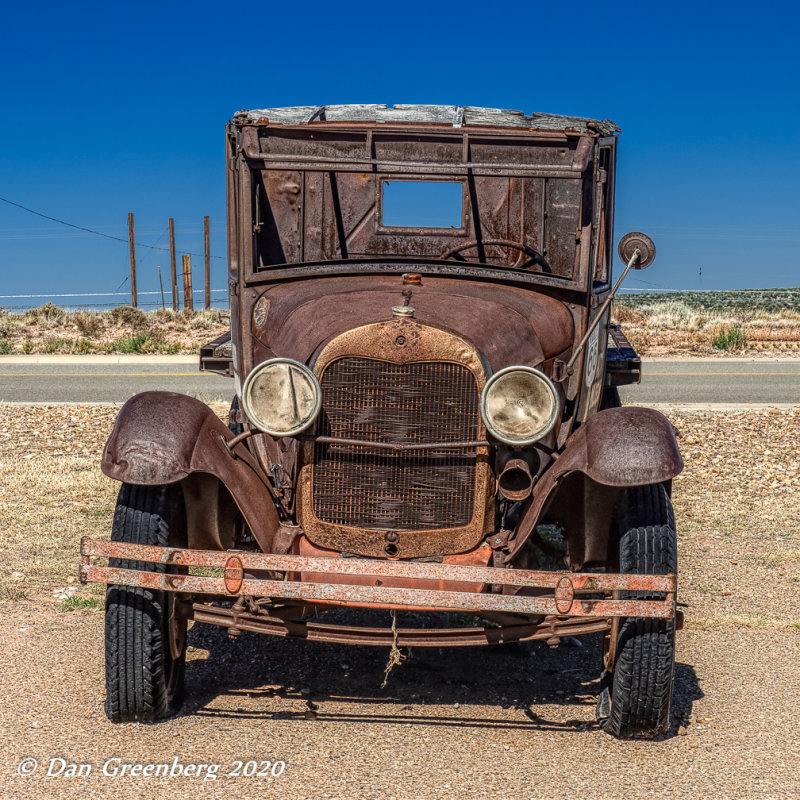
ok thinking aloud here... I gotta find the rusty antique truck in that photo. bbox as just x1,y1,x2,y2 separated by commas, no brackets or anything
80,105,682,738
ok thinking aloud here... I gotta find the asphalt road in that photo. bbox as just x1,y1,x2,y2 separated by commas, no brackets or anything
619,359,800,405
0,357,799,404
0,358,233,404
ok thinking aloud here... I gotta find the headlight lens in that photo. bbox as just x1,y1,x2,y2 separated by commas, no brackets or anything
480,366,559,445
240,358,321,437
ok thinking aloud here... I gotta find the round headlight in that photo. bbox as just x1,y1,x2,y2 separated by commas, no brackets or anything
480,366,559,446
240,358,321,437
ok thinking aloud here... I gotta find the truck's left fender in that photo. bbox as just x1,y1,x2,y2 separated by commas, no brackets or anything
507,406,683,566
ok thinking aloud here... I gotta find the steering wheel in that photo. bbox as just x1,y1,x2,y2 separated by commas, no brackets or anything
439,239,552,273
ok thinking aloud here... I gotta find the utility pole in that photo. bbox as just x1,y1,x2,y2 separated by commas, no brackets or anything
204,215,211,310
182,254,193,311
127,212,137,308
157,265,166,310
168,218,178,312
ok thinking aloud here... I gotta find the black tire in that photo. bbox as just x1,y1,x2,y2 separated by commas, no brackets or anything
105,483,187,723
598,483,677,739
599,386,622,410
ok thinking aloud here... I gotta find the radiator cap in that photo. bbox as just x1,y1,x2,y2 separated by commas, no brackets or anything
392,305,415,318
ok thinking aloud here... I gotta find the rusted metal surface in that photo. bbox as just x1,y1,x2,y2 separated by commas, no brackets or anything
81,538,673,592
303,435,489,452
543,406,682,489
223,555,244,593
82,562,675,619
554,577,575,614
224,429,257,451
617,231,656,269
192,604,611,647
564,236,654,375
298,317,494,560
250,275,574,370
289,535,492,596
506,406,683,564
312,360,478,530
244,148,592,178
604,601,621,670
496,454,535,500
440,239,552,273
101,392,281,552
243,259,582,291
80,538,676,620
234,116,591,275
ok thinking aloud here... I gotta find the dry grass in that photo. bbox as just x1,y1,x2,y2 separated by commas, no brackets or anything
0,403,228,604
0,303,228,354
612,294,800,356
4,294,798,357
0,454,116,601
653,407,800,630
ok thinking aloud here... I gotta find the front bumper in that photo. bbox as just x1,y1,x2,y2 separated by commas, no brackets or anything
80,538,676,621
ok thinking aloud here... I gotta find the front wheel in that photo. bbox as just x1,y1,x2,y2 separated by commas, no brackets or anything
598,482,677,738
104,483,187,723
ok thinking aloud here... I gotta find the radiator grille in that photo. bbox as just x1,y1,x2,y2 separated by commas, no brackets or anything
312,358,479,530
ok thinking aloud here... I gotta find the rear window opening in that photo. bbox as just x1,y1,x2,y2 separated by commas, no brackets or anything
380,180,464,229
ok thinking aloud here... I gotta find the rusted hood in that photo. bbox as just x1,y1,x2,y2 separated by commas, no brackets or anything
249,274,573,370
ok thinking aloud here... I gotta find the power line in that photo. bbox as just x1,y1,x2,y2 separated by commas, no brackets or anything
0,196,225,259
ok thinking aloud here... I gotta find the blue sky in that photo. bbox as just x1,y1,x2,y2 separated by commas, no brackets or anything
1,0,799,304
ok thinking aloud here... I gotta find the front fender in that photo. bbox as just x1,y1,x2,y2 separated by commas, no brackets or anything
508,407,683,563
552,406,683,487
101,391,279,552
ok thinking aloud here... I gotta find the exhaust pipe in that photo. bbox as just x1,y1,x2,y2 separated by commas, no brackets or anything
497,451,536,500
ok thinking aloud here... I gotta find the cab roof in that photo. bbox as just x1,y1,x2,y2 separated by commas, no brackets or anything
233,104,619,136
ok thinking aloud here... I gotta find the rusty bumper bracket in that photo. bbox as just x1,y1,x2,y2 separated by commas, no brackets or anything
80,538,676,620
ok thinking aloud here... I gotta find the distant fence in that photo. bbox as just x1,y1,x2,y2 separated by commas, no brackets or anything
4,286,797,313
0,289,228,313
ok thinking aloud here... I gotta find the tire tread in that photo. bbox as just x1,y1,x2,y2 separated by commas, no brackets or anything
602,483,677,739
104,483,184,723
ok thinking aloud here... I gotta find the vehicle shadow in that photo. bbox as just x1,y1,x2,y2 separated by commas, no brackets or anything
671,660,704,734
180,609,702,738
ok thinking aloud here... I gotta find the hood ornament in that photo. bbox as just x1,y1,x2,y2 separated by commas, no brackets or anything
393,286,415,318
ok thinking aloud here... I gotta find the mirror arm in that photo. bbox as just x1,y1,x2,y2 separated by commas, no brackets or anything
563,249,641,376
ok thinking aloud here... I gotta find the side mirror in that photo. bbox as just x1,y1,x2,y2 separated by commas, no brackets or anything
564,231,656,375
618,231,656,270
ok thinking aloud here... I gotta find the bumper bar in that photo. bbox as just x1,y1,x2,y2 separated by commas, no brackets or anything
80,538,676,619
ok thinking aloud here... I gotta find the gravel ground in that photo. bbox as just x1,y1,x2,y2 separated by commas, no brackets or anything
0,610,797,800
1,403,799,799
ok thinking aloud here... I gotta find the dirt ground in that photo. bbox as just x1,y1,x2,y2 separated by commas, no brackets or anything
0,404,799,799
